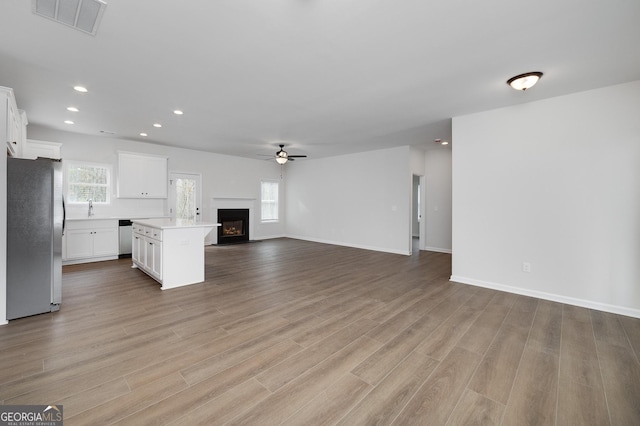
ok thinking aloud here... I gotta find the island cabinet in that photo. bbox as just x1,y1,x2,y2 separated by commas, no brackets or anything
117,151,168,198
132,219,218,290
63,219,119,265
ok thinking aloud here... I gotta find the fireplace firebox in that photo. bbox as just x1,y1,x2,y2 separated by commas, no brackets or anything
217,208,249,244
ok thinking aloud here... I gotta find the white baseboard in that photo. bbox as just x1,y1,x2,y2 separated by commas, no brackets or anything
63,255,119,266
255,234,286,240
286,235,411,256
450,275,640,319
422,246,452,254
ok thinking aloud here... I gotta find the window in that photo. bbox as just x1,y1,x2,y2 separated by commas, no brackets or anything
261,180,279,222
66,161,111,204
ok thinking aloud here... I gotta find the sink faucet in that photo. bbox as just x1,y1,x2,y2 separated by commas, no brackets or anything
88,199,94,217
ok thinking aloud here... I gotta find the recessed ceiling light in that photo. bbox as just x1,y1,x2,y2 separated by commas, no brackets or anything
173,110,183,115
507,72,543,91
441,140,449,145
64,120,74,125
73,86,88,93
140,133,148,137
67,106,79,112
153,123,162,128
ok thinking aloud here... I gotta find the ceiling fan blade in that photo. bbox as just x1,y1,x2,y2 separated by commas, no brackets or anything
288,155,307,158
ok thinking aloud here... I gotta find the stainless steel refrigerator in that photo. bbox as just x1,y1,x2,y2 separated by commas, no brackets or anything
7,157,63,320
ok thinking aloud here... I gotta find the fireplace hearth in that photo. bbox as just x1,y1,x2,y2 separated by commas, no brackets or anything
217,208,250,244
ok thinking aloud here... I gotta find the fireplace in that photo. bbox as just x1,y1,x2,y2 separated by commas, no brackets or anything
217,208,250,244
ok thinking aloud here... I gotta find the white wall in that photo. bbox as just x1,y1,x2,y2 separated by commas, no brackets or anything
424,148,452,253
452,81,640,317
26,126,286,241
285,146,412,255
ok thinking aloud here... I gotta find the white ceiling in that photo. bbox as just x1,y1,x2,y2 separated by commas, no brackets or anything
1,0,639,160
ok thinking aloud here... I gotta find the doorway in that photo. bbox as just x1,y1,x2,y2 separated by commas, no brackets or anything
168,172,202,221
411,174,425,253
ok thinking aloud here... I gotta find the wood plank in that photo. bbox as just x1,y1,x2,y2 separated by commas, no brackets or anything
556,378,610,426
501,347,559,425
114,339,302,425
619,315,640,364
392,347,481,425
64,373,188,425
415,290,493,360
467,329,528,404
167,379,270,426
337,350,438,425
594,338,640,424
281,374,371,426
229,336,382,425
257,318,378,392
445,389,504,426
526,299,562,355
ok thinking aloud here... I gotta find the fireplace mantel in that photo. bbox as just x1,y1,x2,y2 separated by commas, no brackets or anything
212,197,256,201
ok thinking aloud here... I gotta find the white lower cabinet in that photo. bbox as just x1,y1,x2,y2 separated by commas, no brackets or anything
132,225,163,281
63,219,118,264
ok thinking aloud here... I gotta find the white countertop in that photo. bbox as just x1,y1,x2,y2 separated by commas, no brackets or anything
132,218,221,229
67,216,170,221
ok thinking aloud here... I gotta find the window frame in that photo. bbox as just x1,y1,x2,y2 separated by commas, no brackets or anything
65,160,112,205
260,180,279,223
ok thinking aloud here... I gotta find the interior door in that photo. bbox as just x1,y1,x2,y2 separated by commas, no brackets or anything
168,172,202,221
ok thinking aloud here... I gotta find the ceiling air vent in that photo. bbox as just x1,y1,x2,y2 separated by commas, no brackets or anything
32,0,107,36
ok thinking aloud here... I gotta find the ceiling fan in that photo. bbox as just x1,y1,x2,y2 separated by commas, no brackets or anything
273,144,307,164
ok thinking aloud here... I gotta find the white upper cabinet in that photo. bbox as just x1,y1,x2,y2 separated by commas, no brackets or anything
2,86,27,158
23,139,62,160
117,151,168,198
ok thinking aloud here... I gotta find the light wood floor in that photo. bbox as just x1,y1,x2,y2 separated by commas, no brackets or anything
1,238,639,425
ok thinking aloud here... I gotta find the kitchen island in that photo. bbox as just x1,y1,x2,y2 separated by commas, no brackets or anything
131,218,219,290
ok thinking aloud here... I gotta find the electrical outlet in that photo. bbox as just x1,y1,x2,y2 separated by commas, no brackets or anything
522,262,531,273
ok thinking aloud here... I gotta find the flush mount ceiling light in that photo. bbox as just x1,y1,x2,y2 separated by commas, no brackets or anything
507,72,543,91
32,0,107,36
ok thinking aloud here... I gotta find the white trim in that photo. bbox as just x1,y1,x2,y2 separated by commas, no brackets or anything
286,235,411,256
256,234,286,240
63,255,118,266
422,246,452,254
65,160,112,205
450,275,640,319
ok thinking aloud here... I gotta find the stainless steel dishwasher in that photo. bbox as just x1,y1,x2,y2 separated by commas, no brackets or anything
118,219,133,258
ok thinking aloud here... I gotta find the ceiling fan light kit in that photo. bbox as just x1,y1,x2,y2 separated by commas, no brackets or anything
273,144,306,164
507,71,543,91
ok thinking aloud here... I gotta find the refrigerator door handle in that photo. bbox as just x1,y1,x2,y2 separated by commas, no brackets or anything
62,196,66,235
